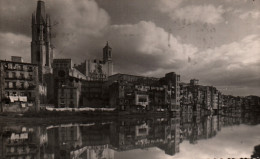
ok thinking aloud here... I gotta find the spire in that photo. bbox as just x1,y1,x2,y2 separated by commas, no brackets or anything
104,41,111,49
31,13,35,25
46,14,51,26
36,0,46,23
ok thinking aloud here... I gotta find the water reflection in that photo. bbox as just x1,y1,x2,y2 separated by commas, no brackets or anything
1,114,259,159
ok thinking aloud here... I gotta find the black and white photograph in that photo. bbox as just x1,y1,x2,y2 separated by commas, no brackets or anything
0,0,259,158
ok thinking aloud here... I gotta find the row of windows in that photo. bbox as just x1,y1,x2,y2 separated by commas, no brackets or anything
84,94,102,98
5,72,33,80
4,63,34,71
5,145,31,153
5,81,34,89
5,91,32,97
54,63,69,68
59,100,74,107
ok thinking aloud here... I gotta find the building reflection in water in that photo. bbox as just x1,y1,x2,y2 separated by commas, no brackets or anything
109,117,180,156
0,113,259,159
0,125,47,159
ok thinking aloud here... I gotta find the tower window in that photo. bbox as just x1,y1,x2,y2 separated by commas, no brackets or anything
37,51,41,62
61,88,64,96
70,89,73,99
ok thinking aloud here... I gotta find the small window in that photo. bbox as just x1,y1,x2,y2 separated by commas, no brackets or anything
12,72,16,78
29,74,33,80
21,82,24,89
20,73,24,79
37,51,41,62
28,66,32,71
61,88,64,96
5,82,8,88
70,89,73,99
70,101,74,108
23,65,27,71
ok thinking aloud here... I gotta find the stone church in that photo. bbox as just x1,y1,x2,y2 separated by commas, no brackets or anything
75,42,113,81
30,1,114,107
31,0,53,82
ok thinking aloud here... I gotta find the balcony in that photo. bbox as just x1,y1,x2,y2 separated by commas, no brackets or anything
5,86,17,90
4,76,19,80
27,85,36,90
27,97,36,101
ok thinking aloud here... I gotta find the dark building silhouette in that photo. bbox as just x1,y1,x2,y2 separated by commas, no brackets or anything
31,0,53,82
251,144,260,158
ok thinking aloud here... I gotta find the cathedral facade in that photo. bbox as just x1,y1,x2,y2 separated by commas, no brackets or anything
75,42,113,81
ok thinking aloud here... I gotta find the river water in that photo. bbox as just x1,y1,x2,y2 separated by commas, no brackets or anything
1,114,259,159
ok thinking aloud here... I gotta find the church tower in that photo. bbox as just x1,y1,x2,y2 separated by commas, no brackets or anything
103,41,112,62
103,42,113,76
31,0,53,82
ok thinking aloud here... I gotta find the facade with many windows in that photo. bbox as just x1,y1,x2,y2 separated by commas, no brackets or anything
0,57,45,112
108,72,181,113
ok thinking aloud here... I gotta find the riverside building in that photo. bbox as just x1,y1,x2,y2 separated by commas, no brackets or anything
0,57,46,112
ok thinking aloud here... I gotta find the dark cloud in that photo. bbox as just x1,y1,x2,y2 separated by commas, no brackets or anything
104,21,197,76
0,0,34,36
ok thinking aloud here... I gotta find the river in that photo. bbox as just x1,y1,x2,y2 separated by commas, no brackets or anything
0,114,259,159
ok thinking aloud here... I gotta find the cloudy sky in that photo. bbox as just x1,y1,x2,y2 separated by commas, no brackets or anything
0,0,259,96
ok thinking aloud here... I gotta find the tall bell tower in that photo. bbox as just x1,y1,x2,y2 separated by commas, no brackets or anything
103,41,112,62
103,41,113,76
31,0,53,82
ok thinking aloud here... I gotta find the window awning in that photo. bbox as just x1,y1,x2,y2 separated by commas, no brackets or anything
19,96,27,102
